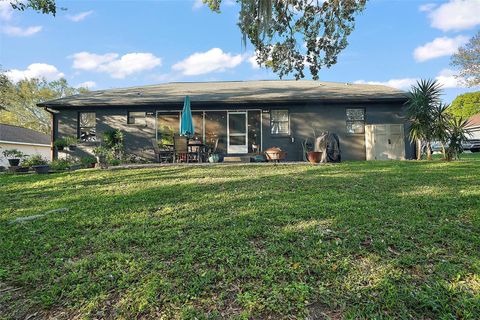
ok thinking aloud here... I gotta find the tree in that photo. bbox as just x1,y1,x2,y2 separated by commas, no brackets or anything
199,0,367,79
8,0,57,15
406,79,443,160
0,76,87,134
447,91,480,119
450,31,480,87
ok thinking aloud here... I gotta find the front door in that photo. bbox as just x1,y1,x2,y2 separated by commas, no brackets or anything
227,112,248,154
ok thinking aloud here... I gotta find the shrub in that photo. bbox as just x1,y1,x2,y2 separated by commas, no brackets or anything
22,155,48,168
54,138,68,148
80,156,97,168
50,159,72,171
64,136,79,146
2,149,25,159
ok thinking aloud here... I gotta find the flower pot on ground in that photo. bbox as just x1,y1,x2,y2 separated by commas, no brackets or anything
32,165,50,174
2,149,25,167
8,159,20,166
307,151,322,164
80,156,97,168
208,154,220,163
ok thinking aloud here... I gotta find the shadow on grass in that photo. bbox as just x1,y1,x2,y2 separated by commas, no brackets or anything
0,160,479,319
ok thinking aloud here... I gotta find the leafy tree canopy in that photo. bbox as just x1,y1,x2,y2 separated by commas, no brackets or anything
205,0,367,79
451,31,480,87
0,76,88,134
447,91,480,120
8,0,57,15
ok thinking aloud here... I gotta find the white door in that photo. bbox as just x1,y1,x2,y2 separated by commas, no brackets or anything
366,124,405,160
227,112,248,154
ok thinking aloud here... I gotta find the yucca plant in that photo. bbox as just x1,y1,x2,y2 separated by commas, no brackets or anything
445,117,470,161
405,79,443,160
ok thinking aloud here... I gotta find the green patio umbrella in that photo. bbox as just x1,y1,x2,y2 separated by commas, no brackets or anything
180,95,194,138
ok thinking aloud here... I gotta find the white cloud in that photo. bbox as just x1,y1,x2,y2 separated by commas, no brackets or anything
248,55,261,69
413,35,468,62
72,52,162,79
353,78,418,90
419,3,437,12
6,63,65,82
435,69,460,88
172,48,244,76
354,69,465,91
0,1,13,21
66,10,93,22
76,81,96,89
426,0,480,31
1,25,43,36
193,0,204,9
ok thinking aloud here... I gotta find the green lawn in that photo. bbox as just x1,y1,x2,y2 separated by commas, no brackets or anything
1,158,479,319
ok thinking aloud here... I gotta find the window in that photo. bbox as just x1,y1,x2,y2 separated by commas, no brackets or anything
78,112,96,142
127,111,147,125
270,110,289,135
346,108,365,134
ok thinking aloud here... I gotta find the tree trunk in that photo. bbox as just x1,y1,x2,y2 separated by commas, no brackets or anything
426,141,432,160
441,144,446,160
416,139,422,160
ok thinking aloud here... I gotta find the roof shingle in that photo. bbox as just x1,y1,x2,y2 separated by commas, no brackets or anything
38,80,408,108
0,124,50,145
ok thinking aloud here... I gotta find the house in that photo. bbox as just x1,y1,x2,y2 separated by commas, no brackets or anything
37,80,414,161
0,124,51,167
465,113,480,152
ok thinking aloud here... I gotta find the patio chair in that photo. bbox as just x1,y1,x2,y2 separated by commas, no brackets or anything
151,139,173,163
173,135,193,163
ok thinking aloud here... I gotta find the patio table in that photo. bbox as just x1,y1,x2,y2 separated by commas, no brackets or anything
164,141,208,163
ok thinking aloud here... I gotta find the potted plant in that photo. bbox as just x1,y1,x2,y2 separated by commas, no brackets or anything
80,156,97,168
54,138,68,151
2,149,25,167
65,136,79,151
23,154,50,174
303,125,323,164
93,146,109,169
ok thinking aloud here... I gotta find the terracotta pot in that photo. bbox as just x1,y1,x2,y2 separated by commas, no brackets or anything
307,151,322,164
265,147,287,162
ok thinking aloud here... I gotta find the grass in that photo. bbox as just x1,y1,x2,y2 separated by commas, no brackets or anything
1,156,479,319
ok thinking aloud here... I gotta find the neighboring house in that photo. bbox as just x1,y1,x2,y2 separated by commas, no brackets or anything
0,124,51,166
465,113,480,152
37,80,414,161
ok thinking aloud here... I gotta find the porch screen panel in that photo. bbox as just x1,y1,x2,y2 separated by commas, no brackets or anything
248,111,261,153
192,112,204,142
157,112,180,145
204,112,227,154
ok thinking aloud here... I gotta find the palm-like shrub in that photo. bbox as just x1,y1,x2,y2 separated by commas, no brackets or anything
406,80,443,160
445,117,470,161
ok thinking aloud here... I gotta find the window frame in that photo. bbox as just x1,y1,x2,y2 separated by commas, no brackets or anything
127,111,147,126
345,108,365,135
78,112,97,142
270,109,290,136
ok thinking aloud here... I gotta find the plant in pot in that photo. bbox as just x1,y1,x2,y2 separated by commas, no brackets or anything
64,136,79,151
2,149,25,167
80,156,97,168
303,126,323,164
23,154,50,174
54,138,68,151
93,146,110,169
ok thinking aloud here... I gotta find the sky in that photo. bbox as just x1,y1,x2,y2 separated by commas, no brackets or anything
0,0,479,103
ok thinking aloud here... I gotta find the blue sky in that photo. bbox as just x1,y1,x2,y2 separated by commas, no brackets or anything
0,0,479,103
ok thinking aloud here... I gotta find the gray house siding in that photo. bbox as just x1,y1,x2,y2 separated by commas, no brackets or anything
53,100,413,161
